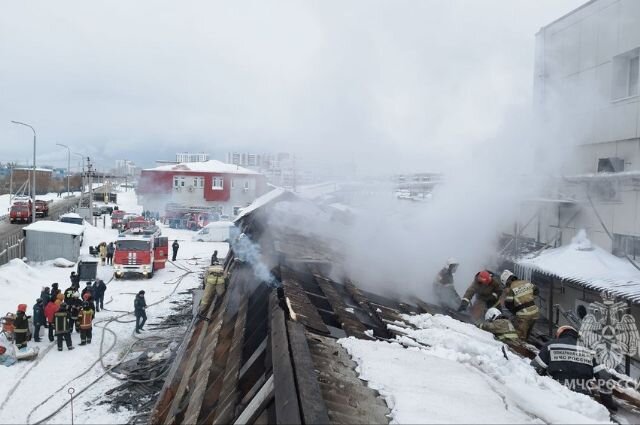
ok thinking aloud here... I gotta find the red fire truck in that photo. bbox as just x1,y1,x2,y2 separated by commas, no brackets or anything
9,197,33,223
35,200,49,217
113,225,168,279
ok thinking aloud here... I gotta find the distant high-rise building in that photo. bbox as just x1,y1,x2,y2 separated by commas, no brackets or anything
115,160,137,177
176,152,209,163
226,152,262,168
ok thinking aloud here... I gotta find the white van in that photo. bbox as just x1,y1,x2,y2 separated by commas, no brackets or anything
192,221,234,242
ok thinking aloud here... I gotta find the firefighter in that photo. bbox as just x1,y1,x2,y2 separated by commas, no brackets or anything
13,304,30,350
79,302,94,345
501,269,540,340
458,270,503,313
44,298,59,342
532,326,617,411
54,303,74,351
134,290,147,334
33,298,46,342
211,250,219,266
69,272,80,289
81,281,95,302
478,307,518,342
99,242,107,265
172,240,179,261
69,292,82,333
2,312,16,342
200,265,225,311
94,279,107,312
50,282,61,301
433,258,462,311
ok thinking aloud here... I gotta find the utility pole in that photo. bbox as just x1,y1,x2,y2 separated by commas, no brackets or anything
9,164,13,205
88,157,94,219
74,153,84,209
56,143,71,197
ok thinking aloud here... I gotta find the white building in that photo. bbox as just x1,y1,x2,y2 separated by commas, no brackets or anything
115,160,137,177
517,0,640,258
176,152,209,163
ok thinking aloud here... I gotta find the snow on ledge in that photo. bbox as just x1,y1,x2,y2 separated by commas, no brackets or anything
24,220,84,236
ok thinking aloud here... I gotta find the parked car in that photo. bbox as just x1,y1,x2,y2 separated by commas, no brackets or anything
59,212,84,225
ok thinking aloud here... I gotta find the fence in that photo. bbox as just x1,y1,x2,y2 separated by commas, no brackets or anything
0,231,25,267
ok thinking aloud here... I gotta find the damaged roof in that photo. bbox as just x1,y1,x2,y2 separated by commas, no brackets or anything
150,191,416,424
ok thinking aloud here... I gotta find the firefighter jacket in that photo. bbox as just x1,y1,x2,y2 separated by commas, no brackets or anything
79,308,94,330
33,302,46,326
505,280,539,320
44,301,59,324
13,312,29,342
462,276,503,306
479,318,518,342
435,267,454,286
69,301,81,319
532,330,612,395
82,285,95,300
64,287,75,303
54,310,70,334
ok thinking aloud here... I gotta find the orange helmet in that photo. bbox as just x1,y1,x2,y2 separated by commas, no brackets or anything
17,304,27,313
0,345,6,355
477,271,492,285
556,325,577,338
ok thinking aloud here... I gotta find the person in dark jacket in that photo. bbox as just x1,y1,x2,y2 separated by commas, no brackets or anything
171,240,179,261
134,290,147,334
50,282,61,302
54,303,74,351
93,279,107,312
32,299,46,342
532,326,617,411
211,250,219,266
44,299,59,342
106,242,115,266
64,285,75,304
68,292,82,333
40,287,51,310
13,304,30,349
70,272,80,289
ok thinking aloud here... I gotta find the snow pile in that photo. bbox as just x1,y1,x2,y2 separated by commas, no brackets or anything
516,229,640,301
53,258,75,268
340,313,612,424
24,220,84,236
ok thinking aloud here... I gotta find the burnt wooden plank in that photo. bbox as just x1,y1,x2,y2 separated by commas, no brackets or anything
286,321,331,425
281,267,330,335
269,293,302,425
313,274,368,338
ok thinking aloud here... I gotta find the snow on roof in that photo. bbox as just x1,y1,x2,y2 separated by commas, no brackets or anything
515,230,640,301
13,167,53,173
144,160,258,175
24,220,84,236
60,212,82,219
234,187,288,222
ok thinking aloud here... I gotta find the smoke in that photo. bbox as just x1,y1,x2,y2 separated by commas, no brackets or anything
228,225,279,287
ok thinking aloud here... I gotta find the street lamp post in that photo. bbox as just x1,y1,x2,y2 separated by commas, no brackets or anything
10,121,37,224
73,153,84,209
56,143,71,197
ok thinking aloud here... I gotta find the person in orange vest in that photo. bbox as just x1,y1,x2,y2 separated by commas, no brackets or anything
79,301,94,345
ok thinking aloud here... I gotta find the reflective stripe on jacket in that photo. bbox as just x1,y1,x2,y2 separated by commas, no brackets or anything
505,280,539,319
480,318,518,341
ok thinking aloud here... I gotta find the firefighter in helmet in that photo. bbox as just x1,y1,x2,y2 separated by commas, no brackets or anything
434,258,462,311
501,269,539,340
458,270,502,313
478,307,518,342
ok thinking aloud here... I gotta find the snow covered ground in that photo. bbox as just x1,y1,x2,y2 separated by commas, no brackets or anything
340,313,613,424
0,190,228,424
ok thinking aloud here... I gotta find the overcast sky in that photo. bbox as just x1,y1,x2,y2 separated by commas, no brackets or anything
0,0,584,172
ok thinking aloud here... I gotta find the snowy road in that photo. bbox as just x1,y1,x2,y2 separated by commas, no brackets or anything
0,191,229,424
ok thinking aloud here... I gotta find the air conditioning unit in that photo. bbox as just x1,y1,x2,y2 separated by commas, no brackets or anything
243,187,249,192
597,157,624,173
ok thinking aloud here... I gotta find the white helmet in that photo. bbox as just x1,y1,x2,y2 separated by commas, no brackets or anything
500,270,515,285
485,307,502,322
446,257,459,267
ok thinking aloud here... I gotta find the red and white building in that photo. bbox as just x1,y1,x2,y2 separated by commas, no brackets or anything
137,160,268,217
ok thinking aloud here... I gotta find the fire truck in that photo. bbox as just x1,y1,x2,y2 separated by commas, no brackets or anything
113,224,168,279
164,204,220,230
110,210,126,229
34,200,49,217
9,197,33,223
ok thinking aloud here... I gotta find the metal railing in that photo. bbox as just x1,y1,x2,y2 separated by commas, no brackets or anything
0,232,25,266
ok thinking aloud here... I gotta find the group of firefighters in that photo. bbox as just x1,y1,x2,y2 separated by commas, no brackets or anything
434,258,618,412
1,274,108,360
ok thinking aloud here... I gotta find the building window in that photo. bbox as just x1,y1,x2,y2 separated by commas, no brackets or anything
613,234,640,259
231,179,235,189
613,49,640,99
174,176,185,188
244,181,250,190
212,177,224,190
